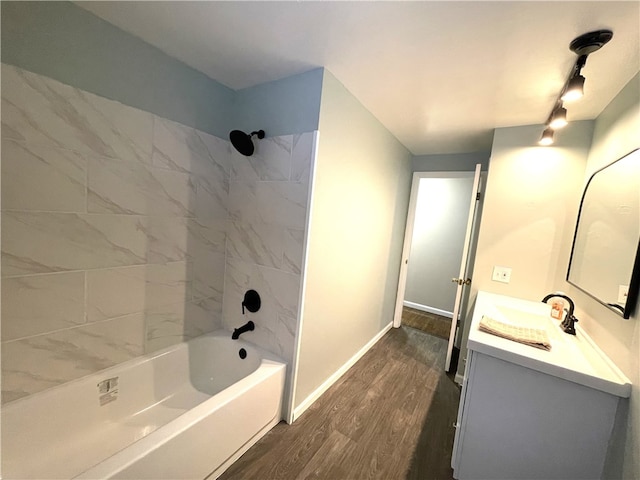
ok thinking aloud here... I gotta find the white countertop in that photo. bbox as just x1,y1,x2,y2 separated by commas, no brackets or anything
468,291,631,398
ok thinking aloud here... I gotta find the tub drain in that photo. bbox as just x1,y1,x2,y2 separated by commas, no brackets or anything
239,348,247,359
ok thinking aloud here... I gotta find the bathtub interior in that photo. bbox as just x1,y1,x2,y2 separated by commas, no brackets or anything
188,333,261,395
1,331,284,480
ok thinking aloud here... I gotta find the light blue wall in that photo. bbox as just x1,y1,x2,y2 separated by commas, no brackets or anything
412,151,491,172
1,1,323,139
1,1,236,137
455,119,595,379
294,69,412,412
234,69,324,137
572,72,639,480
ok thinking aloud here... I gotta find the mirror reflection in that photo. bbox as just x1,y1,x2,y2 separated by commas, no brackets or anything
568,149,640,319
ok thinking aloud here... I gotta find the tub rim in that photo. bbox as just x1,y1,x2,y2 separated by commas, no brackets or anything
1,329,281,411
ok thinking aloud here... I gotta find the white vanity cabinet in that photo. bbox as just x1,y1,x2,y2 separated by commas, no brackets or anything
451,291,631,480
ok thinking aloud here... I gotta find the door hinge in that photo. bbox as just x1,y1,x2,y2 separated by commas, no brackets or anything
476,192,481,201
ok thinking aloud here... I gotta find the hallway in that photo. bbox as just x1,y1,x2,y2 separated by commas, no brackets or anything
219,326,460,480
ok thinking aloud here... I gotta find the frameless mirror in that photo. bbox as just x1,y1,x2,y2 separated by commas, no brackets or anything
567,148,640,319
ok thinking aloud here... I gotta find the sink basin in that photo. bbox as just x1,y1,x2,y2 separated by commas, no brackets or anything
493,305,551,327
468,291,631,398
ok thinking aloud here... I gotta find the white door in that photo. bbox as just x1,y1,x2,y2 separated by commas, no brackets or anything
393,165,482,372
445,164,482,371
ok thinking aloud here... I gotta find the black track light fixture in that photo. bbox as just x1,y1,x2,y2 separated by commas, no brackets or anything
569,29,613,56
538,128,554,146
539,29,613,146
561,74,586,102
549,106,568,130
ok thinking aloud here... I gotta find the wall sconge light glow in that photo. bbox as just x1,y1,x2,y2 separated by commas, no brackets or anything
561,75,585,102
539,128,554,146
549,107,568,129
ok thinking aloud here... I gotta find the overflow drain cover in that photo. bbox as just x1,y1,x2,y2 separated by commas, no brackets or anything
239,348,247,359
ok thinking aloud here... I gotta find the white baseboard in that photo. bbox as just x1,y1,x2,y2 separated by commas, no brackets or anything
403,300,453,318
292,322,393,422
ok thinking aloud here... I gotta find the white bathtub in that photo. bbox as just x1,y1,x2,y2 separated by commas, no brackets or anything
1,331,286,480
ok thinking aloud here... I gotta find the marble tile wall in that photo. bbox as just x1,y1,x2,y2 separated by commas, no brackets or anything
223,132,315,365
1,64,229,403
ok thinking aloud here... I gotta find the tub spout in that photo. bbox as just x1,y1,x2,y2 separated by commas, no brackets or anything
232,321,255,340
542,293,579,335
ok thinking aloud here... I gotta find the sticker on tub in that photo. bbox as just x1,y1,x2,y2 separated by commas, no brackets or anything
99,390,119,406
97,377,119,405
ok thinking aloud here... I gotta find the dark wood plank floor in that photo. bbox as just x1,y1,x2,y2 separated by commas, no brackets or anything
219,326,461,480
401,307,452,340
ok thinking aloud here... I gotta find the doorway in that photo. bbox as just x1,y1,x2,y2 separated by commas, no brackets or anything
394,168,483,372
401,306,452,339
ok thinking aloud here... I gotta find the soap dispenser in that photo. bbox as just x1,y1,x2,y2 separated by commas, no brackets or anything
551,300,564,320
550,292,566,320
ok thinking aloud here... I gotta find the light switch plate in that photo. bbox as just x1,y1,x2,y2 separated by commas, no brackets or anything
618,285,629,304
492,266,512,284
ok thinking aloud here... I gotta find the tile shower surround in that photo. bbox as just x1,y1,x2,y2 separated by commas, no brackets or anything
1,64,314,404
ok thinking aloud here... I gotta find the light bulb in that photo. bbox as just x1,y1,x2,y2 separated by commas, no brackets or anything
561,75,585,102
549,107,568,129
539,128,554,146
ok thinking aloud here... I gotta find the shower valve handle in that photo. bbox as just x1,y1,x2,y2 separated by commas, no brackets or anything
241,290,261,315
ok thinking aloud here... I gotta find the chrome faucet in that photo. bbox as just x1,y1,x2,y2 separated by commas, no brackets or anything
542,293,578,335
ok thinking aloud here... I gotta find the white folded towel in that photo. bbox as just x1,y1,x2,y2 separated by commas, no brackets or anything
479,315,551,351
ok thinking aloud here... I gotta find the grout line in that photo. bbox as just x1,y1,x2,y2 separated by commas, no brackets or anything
0,208,200,218
1,312,145,344
3,291,219,346
1,260,197,280
83,270,88,325
84,147,89,215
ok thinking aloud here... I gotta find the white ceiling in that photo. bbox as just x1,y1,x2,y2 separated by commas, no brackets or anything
77,1,640,155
